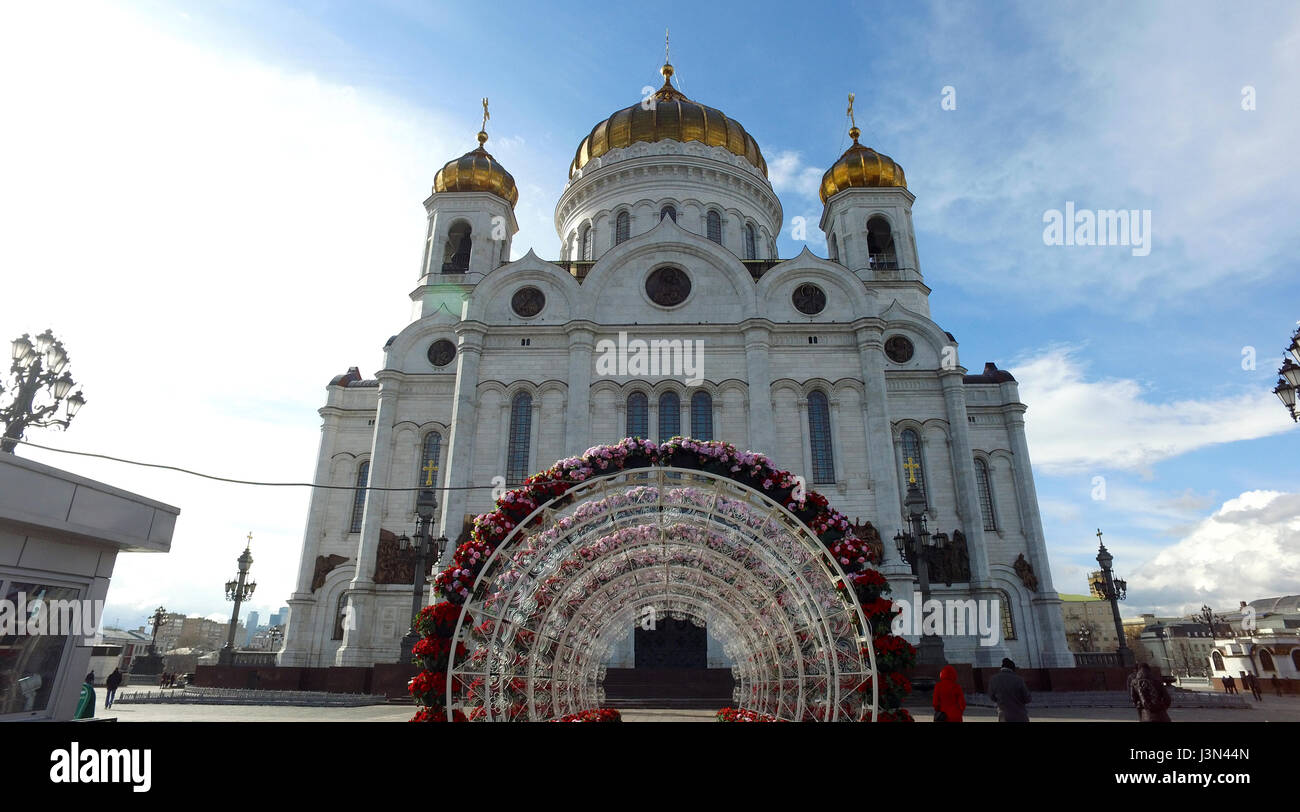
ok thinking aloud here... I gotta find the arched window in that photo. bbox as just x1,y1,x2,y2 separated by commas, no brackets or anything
615,211,630,244
507,393,533,484
349,461,369,533
443,221,472,273
580,224,593,261
808,390,835,484
660,205,677,223
744,223,757,260
332,592,349,640
706,210,722,244
866,216,897,270
974,457,997,531
627,392,649,439
690,391,713,441
829,233,839,262
658,391,680,441
1259,649,1275,672
1212,651,1226,672
899,429,926,502
418,432,441,488
998,591,1016,641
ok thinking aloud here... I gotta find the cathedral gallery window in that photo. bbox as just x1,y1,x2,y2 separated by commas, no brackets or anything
885,335,914,363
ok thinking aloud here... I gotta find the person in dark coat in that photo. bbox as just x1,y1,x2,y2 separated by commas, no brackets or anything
1271,675,1282,696
1244,672,1262,701
987,658,1031,722
1130,664,1172,722
932,664,966,722
1223,675,1236,694
104,668,123,708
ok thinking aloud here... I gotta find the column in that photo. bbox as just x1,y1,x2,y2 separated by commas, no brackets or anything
336,370,401,666
828,398,845,484
496,402,509,480
279,408,341,666
437,323,487,547
856,326,905,574
565,323,595,455
940,371,992,589
742,323,775,454
797,397,813,482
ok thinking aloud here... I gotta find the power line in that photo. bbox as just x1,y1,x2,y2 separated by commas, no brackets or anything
8,437,589,492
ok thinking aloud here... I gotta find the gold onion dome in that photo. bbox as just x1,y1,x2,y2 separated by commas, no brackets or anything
433,129,519,207
569,63,768,179
818,125,907,204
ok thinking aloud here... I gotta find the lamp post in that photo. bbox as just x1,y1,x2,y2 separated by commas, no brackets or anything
397,485,448,664
1272,325,1300,422
2,330,86,453
147,606,168,655
219,533,257,666
892,459,948,666
1091,529,1133,666
1074,623,1095,653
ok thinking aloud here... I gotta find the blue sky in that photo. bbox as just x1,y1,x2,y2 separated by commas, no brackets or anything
1,0,1297,629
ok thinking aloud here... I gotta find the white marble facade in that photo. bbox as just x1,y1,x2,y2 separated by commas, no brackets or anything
278,102,1074,672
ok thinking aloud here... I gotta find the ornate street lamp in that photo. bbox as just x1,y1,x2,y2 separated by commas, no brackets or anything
2,330,86,452
397,487,449,664
1090,529,1133,666
219,533,257,666
892,458,948,666
147,606,169,655
1273,326,1300,422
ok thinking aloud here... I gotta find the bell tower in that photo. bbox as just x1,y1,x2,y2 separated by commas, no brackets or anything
417,99,519,290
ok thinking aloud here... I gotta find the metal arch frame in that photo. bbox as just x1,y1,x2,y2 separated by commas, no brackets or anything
444,466,878,721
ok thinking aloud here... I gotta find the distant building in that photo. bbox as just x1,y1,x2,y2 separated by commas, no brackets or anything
1059,593,1121,653
1209,597,1300,693
244,611,260,647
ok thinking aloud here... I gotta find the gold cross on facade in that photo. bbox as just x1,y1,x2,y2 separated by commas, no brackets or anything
1096,528,1104,543
902,456,919,484
847,92,857,129
246,531,253,545
423,459,438,487
481,97,490,132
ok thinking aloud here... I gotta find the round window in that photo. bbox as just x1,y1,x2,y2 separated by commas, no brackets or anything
884,335,915,364
511,286,545,317
645,266,691,307
427,339,456,367
792,283,827,315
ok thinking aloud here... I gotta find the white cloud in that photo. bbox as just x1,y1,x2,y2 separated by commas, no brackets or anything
766,149,824,199
1126,490,1300,615
1012,347,1288,475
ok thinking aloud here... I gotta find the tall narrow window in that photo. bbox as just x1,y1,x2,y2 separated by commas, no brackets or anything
627,392,649,439
615,211,630,244
658,391,680,441
660,205,677,223
744,223,757,260
443,222,472,273
690,391,713,440
706,210,722,244
899,429,926,502
349,461,370,533
866,216,897,270
418,432,442,487
808,390,835,484
829,233,839,262
974,457,997,531
507,393,533,484
333,592,349,640
580,224,593,260
998,591,1016,640
1259,649,1276,672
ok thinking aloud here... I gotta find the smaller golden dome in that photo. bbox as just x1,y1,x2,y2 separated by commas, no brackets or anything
819,126,906,204
433,130,519,207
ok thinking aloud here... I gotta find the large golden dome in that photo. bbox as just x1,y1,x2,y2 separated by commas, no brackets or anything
434,130,519,207
819,126,906,203
569,64,768,179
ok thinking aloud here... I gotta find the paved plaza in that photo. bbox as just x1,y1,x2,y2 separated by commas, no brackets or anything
98,687,1300,723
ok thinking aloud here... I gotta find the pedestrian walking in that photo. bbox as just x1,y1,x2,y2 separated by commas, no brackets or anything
1130,664,1172,722
932,665,966,722
987,658,1031,722
1244,672,1262,701
1224,675,1237,695
104,668,122,708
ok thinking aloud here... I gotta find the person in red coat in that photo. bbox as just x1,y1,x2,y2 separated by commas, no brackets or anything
932,665,966,722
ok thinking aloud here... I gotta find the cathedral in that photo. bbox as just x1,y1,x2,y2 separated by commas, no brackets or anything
277,60,1074,673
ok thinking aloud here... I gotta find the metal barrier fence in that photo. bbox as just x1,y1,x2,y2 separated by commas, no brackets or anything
112,687,386,707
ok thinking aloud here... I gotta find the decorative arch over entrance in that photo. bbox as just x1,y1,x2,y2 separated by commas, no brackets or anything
409,439,917,722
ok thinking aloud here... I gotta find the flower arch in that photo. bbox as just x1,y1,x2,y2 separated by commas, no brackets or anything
409,437,916,722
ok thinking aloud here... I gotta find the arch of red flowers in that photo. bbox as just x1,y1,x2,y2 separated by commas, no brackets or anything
408,437,916,722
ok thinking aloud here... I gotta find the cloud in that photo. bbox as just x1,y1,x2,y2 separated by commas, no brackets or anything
1012,347,1288,474
1126,490,1300,615
767,150,824,199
